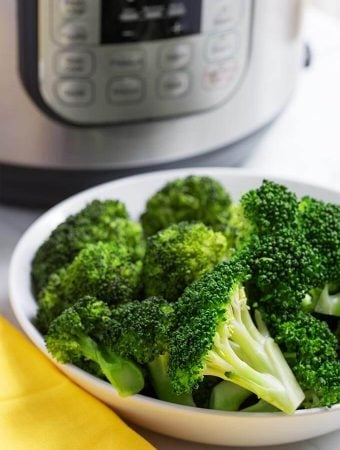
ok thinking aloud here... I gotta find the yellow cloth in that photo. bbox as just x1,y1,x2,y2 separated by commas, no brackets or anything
0,316,155,450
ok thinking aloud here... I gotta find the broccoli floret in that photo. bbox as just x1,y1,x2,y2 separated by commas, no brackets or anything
263,308,340,408
140,176,232,237
148,354,195,406
36,241,143,333
110,297,172,365
32,200,144,294
227,180,299,250
209,381,252,411
242,228,322,311
45,296,144,396
143,222,228,302
169,261,305,414
107,297,194,406
299,197,340,316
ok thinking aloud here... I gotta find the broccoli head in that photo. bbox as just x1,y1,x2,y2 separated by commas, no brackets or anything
140,175,232,237
110,297,173,365
36,241,143,333
143,222,229,302
169,260,305,414
31,200,145,294
111,297,194,405
107,297,194,405
45,296,144,396
242,228,322,311
227,180,299,250
263,308,340,408
298,197,340,317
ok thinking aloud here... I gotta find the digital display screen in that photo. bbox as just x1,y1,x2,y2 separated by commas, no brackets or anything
101,0,202,43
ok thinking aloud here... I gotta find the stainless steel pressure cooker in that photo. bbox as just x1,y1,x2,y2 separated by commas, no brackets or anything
0,0,303,205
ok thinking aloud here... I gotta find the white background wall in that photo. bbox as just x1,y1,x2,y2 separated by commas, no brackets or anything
311,0,340,18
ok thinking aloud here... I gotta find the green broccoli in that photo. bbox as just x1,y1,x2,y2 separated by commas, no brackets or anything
143,222,229,302
45,296,144,396
263,308,340,408
298,197,340,316
36,241,143,333
108,297,195,406
242,228,322,312
209,381,252,411
140,175,232,237
227,180,299,250
32,200,145,294
168,260,305,414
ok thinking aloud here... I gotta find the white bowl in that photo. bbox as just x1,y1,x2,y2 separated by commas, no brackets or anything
9,168,340,447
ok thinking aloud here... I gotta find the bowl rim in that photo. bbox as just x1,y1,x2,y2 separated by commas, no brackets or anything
9,166,340,418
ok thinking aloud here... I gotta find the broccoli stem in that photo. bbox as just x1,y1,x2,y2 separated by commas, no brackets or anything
209,381,251,411
78,335,144,397
241,399,279,413
148,354,195,406
315,284,340,317
203,288,305,415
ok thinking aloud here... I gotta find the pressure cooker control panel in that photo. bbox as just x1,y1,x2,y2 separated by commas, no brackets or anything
38,0,253,125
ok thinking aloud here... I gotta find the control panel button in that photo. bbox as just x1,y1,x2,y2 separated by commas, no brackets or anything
160,44,192,70
56,52,93,77
203,59,237,90
61,0,87,18
56,80,93,105
108,77,144,104
59,22,89,44
158,72,190,99
109,50,145,71
206,32,237,62
202,0,244,32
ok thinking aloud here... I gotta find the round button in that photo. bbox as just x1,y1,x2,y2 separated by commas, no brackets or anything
203,0,244,32
206,32,237,62
108,77,144,104
61,0,87,18
158,72,190,99
59,23,89,45
203,59,237,90
56,80,93,105
56,52,93,77
109,50,145,72
160,44,192,71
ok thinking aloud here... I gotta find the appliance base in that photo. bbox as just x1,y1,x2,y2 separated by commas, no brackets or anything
0,128,262,208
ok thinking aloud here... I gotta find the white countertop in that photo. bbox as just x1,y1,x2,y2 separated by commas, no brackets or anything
1,6,340,450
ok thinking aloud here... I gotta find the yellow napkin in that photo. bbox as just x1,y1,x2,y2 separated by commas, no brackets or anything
0,316,155,450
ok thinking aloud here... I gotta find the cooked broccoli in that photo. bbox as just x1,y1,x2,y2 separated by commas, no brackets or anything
242,228,322,311
45,296,144,396
36,241,143,333
235,190,340,408
143,222,228,302
108,297,195,406
263,308,340,408
32,200,145,294
140,175,232,237
298,197,340,317
227,180,299,250
169,260,305,414
209,381,252,411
